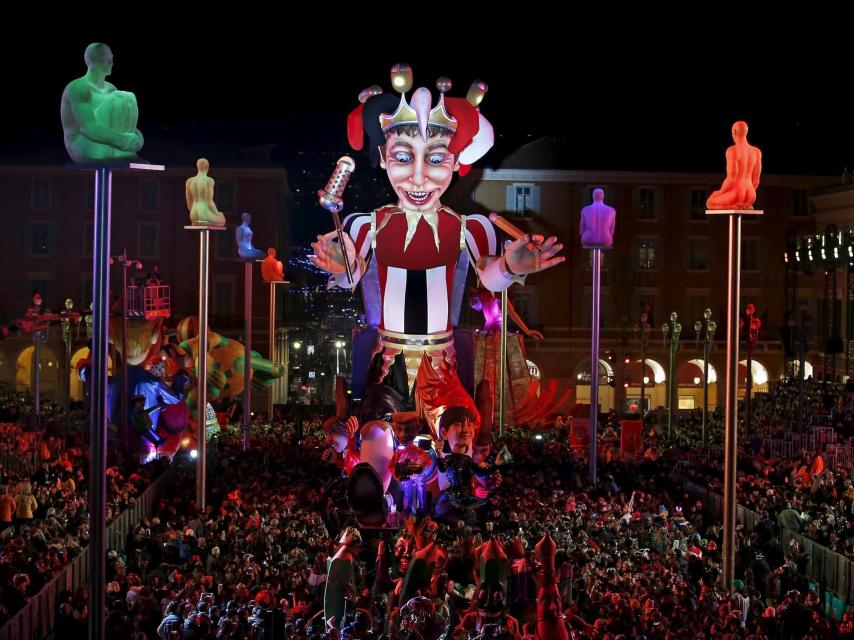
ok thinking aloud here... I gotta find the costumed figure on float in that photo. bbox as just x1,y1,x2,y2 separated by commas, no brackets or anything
308,64,564,526
106,316,189,460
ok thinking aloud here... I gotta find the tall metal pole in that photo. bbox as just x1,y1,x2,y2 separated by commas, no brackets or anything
722,212,744,592
33,330,42,428
745,320,754,446
65,325,73,414
589,247,601,485
668,338,676,438
61,299,78,423
196,229,211,511
799,333,807,432
499,287,508,437
833,265,839,382
703,339,710,447
699,309,716,449
243,262,253,451
640,339,646,417
122,250,129,452
848,261,852,380
279,328,289,407
663,313,681,440
637,311,650,419
268,282,276,420
89,167,111,640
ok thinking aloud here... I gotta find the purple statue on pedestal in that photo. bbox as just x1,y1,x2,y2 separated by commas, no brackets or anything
579,188,616,248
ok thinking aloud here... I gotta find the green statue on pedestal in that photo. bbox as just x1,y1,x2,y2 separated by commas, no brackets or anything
61,43,144,163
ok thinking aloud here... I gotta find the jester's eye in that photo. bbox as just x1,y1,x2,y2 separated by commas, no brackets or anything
428,154,447,165
393,152,413,164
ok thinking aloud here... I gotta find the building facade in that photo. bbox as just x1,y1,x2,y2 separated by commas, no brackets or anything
448,138,837,414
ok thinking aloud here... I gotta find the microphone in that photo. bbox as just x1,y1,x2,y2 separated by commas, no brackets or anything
317,157,357,284
317,156,356,214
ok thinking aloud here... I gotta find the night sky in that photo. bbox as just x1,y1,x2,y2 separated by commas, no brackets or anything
3,25,853,175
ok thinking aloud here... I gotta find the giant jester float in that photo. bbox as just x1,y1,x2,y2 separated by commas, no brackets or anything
310,64,565,531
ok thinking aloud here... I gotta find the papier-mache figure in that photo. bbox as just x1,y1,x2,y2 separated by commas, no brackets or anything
309,64,564,434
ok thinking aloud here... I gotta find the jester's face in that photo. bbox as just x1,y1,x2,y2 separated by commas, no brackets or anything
381,129,458,213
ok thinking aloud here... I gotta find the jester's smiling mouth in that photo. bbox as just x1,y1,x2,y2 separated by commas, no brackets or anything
403,190,434,205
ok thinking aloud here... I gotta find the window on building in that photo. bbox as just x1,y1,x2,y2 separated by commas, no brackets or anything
217,180,236,212
688,238,710,271
30,222,53,255
638,240,656,269
140,179,160,212
742,238,759,271
31,178,51,210
638,188,656,220
506,183,540,216
690,188,708,221
793,188,809,217
138,223,159,258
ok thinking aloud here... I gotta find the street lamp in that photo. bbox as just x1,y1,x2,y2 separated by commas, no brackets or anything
632,309,652,418
334,340,345,375
85,303,94,339
30,293,46,428
741,304,761,442
661,311,682,439
61,298,77,416
694,308,717,447
110,250,143,449
787,308,814,431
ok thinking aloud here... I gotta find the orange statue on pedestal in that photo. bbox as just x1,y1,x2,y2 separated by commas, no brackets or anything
261,247,285,282
706,121,763,210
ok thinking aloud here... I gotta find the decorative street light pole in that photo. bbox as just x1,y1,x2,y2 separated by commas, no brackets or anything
792,308,814,432
30,293,45,429
694,308,717,447
741,304,761,443
61,298,79,429
633,309,652,418
661,312,682,439
335,340,345,376
110,250,143,452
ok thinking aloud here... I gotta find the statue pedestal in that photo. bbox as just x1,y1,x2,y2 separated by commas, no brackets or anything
265,281,291,418
233,257,262,451
582,246,612,485
183,225,226,510
704,207,762,592
69,160,164,640
69,161,165,172
704,209,763,217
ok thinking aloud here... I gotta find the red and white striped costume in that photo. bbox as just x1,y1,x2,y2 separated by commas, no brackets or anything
330,204,520,380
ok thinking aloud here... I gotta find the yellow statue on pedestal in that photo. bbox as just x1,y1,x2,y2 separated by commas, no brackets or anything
186,159,227,226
